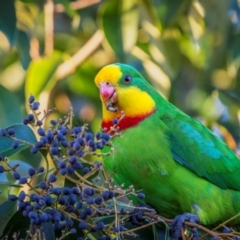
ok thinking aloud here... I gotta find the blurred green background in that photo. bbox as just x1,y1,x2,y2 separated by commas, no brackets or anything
0,0,240,150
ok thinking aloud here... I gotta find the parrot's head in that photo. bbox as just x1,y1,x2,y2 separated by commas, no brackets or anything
94,63,157,131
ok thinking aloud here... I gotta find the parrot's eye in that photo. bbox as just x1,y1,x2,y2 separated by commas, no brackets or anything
124,74,131,84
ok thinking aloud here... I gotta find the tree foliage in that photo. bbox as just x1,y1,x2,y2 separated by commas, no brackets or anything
0,0,240,239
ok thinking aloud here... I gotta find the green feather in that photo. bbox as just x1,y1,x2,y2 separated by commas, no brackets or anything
100,63,240,225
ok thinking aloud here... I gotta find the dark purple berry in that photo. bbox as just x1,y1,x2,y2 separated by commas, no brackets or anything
40,137,48,145
68,194,77,205
8,194,18,201
46,131,54,140
30,146,38,154
61,141,68,148
101,133,110,141
19,177,28,184
95,132,101,140
112,118,118,124
66,219,74,227
28,95,35,104
137,193,145,199
0,166,4,173
109,191,115,198
13,172,21,180
57,132,64,141
0,129,7,136
86,197,94,205
54,222,61,230
28,211,38,219
69,156,77,165
63,187,71,195
72,162,83,170
58,161,66,169
83,188,91,196
36,120,43,126
18,191,26,201
76,137,84,145
12,141,19,149
51,140,58,147
60,168,67,175
67,149,74,156
76,201,83,209
73,142,80,151
67,167,75,175
102,191,110,200
71,187,80,195
23,118,29,125
50,120,57,125
51,187,61,195
95,221,105,230
114,226,120,232
39,213,48,222
82,167,90,174
77,150,84,157
60,127,68,135
31,102,40,110
85,133,93,141
28,167,36,177
30,193,39,201
27,114,34,121
58,197,66,205
35,141,44,148
50,147,59,155
96,143,103,149
39,181,48,189
70,228,76,234
37,128,45,136
8,128,15,136
38,166,44,173
95,197,103,205
95,161,102,168
48,174,57,183
79,221,87,229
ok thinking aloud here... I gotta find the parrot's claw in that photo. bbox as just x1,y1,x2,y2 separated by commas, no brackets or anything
170,213,199,240
129,204,156,226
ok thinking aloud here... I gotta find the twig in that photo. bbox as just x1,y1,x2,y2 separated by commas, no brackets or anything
55,29,104,80
44,0,54,56
54,0,101,13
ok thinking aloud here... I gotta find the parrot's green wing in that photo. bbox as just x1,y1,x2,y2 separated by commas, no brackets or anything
160,107,240,190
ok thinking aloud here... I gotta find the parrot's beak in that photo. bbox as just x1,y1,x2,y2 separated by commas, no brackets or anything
99,82,118,112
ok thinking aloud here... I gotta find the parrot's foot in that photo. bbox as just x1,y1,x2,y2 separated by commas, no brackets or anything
129,203,156,226
170,213,199,240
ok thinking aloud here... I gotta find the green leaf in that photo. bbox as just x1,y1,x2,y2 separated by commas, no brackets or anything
99,0,139,61
0,0,17,46
0,201,17,237
1,209,30,239
41,222,55,240
151,0,193,28
25,51,63,99
0,124,37,157
0,85,23,128
15,29,31,69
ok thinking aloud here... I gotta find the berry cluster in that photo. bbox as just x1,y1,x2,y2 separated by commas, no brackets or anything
0,96,145,240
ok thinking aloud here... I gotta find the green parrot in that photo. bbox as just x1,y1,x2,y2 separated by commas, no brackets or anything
94,63,240,237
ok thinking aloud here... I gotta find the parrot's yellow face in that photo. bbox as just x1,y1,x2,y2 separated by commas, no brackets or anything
94,64,156,124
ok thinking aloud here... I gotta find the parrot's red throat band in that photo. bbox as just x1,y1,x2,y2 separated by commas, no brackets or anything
102,109,156,132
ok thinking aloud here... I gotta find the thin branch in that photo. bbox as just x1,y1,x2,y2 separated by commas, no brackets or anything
44,0,54,56
54,0,101,13
55,29,104,80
